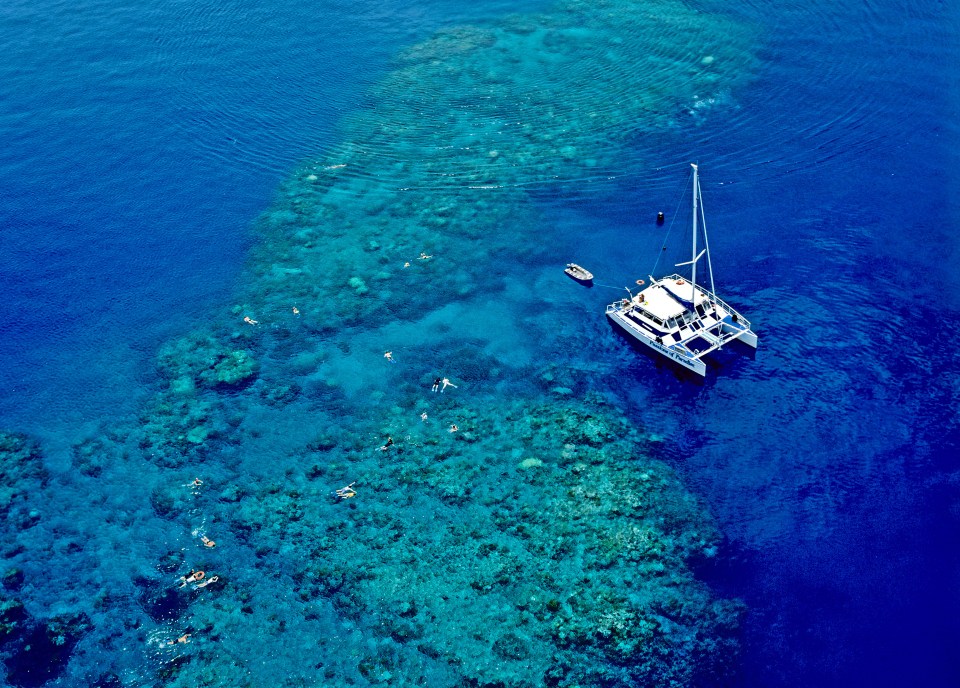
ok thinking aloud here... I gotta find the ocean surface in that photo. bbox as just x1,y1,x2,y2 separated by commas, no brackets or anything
1,0,958,686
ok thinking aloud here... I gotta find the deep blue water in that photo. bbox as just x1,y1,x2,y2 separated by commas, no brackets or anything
1,0,958,686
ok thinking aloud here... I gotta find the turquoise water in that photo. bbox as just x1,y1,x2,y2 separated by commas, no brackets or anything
1,0,958,686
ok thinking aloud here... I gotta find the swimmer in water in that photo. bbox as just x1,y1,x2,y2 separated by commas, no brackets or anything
336,483,357,500
178,570,205,588
195,576,219,589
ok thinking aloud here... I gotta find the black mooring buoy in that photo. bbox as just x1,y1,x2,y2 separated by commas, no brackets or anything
656,211,665,225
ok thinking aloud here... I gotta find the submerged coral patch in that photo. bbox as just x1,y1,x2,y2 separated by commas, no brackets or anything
165,396,744,687
0,433,47,529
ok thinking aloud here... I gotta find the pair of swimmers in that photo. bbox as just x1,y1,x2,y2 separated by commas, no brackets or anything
402,252,432,268
431,377,457,393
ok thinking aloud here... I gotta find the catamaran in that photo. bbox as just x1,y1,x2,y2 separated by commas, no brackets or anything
605,164,757,376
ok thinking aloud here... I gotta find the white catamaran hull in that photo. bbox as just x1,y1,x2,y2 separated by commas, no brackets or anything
607,307,708,376
722,322,758,348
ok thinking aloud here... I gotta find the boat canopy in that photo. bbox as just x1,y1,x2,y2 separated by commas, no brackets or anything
641,285,686,320
662,279,705,305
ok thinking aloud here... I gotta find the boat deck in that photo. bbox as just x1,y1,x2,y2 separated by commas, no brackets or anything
606,274,757,375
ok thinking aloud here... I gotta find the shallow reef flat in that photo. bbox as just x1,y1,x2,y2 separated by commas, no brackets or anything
2,383,744,686
214,395,743,687
0,0,758,685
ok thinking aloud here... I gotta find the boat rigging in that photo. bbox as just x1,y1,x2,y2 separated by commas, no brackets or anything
605,163,758,376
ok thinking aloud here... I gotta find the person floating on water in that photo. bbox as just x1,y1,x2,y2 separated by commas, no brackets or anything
420,412,428,422
419,252,432,260
200,535,216,548
384,351,394,363
178,570,205,588
432,377,442,392
167,634,191,646
195,575,219,589
292,306,300,315
243,316,258,325
378,436,394,451
189,477,202,489
336,483,357,500
441,378,457,393
449,424,458,433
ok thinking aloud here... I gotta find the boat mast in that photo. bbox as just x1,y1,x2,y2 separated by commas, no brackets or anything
699,176,717,297
691,163,698,305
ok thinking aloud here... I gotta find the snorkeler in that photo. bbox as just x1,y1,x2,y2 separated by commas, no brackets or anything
195,575,219,589
178,570,205,588
336,483,357,499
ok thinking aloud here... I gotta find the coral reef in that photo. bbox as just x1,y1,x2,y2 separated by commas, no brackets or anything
152,395,743,687
1,611,92,688
157,332,259,390
0,433,47,522
124,0,752,680
0,0,757,684
0,598,27,644
239,0,756,332
1,435,94,687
